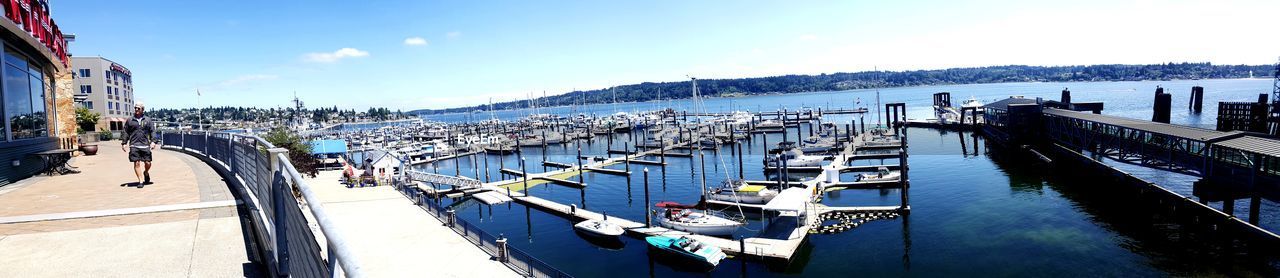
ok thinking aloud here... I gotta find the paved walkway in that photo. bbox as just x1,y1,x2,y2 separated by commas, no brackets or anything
303,170,520,278
0,140,261,277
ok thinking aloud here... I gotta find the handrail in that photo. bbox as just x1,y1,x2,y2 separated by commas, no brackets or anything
277,154,365,276
163,130,364,277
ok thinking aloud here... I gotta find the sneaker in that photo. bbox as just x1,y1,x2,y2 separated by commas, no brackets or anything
136,182,145,189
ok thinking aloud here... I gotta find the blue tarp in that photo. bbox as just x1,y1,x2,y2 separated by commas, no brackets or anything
310,140,348,155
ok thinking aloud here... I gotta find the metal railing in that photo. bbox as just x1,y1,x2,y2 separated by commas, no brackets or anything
161,131,363,277
393,180,573,278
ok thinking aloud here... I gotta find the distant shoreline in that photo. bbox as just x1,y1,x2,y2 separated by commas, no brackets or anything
423,77,1273,116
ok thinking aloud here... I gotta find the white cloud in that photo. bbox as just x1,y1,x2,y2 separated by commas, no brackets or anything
403,37,428,46
446,31,462,39
303,48,370,63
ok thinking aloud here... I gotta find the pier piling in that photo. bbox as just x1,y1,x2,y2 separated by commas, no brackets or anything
643,168,651,227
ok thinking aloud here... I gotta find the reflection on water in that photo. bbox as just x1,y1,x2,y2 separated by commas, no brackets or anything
388,79,1280,276
411,124,1278,277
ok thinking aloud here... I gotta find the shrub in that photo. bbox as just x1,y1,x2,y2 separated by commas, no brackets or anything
264,126,318,178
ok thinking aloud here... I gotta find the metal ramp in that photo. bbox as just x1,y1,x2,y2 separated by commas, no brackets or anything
405,170,482,189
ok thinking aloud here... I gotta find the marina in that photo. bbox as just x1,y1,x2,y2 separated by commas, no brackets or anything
333,78,1280,277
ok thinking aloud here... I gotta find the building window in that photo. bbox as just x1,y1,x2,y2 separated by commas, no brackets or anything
80,85,92,94
85,101,93,109
4,48,49,140
78,68,90,78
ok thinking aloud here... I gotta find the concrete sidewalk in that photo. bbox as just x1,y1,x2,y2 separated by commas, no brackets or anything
303,170,521,278
0,140,261,277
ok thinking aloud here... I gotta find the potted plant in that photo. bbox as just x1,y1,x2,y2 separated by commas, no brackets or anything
79,142,98,155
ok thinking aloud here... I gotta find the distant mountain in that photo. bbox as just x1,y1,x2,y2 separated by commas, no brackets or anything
409,63,1273,115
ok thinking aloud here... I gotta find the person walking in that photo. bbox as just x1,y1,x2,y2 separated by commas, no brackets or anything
122,102,156,188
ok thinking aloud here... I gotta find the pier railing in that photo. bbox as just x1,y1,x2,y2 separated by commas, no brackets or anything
161,131,364,277
393,181,573,278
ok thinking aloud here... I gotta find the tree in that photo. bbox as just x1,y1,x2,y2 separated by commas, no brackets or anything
264,126,318,178
75,107,99,134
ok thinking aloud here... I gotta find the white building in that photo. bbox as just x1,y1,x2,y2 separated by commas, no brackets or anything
71,56,133,131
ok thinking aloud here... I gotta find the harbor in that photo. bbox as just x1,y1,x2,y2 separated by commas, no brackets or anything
280,78,1280,276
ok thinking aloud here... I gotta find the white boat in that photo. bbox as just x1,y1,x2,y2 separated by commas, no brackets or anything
962,96,984,109
706,180,778,204
654,202,743,236
764,149,826,168
573,219,625,238
859,167,901,182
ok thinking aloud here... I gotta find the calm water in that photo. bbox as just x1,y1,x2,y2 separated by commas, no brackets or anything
392,79,1279,276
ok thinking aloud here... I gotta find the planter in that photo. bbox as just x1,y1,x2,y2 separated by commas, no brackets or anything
79,144,99,156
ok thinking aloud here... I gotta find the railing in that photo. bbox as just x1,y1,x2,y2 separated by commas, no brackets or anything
161,131,363,277
393,180,573,278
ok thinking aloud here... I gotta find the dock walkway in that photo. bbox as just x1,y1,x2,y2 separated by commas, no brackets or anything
303,170,520,278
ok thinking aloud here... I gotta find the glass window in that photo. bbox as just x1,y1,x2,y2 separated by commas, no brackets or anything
29,73,46,138
5,50,32,139
85,101,93,109
80,85,91,94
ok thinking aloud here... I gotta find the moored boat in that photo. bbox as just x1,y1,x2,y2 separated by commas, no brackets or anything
645,235,727,267
706,179,778,204
654,202,743,236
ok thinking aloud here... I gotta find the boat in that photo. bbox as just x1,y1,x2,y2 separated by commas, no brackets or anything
962,96,984,109
573,219,624,238
706,180,778,204
645,235,727,267
755,119,785,132
484,142,519,155
764,148,826,168
654,202,743,236
858,166,901,182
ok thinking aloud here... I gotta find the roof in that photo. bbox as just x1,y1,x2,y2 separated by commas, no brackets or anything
984,97,1038,110
762,187,811,213
310,140,347,155
1042,108,1233,141
1215,136,1280,157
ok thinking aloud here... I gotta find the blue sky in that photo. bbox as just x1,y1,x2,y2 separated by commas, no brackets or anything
51,0,1279,110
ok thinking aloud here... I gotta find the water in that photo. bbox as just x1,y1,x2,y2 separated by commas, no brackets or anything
424,79,1273,130
390,79,1279,276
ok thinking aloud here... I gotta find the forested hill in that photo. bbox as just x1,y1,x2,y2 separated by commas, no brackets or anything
412,63,1273,115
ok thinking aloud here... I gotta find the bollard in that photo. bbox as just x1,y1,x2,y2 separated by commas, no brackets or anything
570,204,577,215
446,209,457,227
497,235,509,262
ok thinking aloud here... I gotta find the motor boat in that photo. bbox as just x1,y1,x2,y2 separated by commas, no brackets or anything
654,202,743,236
755,119,785,132
645,235,727,267
962,96,984,109
764,149,826,168
573,219,624,238
706,180,778,204
484,142,519,155
858,166,901,182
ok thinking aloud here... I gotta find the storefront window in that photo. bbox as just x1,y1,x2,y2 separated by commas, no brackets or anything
3,47,51,140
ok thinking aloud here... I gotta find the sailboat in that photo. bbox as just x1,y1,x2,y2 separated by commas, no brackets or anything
654,202,744,236
652,77,745,236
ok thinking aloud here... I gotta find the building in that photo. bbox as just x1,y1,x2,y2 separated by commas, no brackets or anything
72,56,133,131
0,0,75,186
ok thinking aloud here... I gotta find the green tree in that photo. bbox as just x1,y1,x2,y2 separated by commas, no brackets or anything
264,126,319,178
75,107,99,134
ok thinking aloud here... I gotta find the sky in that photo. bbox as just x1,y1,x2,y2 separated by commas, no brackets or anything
50,0,1280,110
